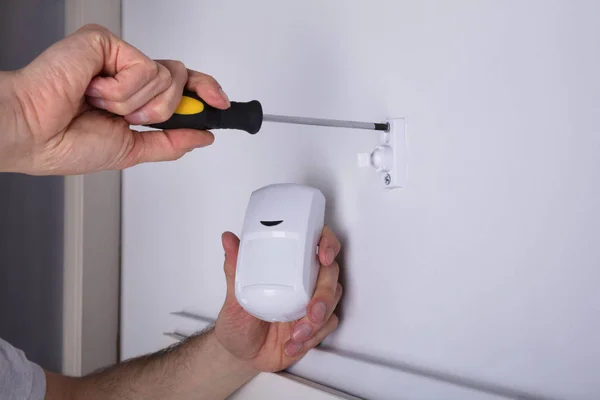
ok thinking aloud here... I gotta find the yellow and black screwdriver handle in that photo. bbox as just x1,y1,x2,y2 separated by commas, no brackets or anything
147,90,264,134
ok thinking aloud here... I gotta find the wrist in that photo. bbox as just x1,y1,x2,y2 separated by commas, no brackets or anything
208,329,260,378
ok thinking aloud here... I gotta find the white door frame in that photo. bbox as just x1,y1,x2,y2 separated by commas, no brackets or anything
62,1,122,376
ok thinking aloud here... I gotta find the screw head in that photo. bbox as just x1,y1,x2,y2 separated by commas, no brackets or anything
384,173,391,185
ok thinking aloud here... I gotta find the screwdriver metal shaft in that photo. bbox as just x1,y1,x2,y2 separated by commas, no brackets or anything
263,114,389,132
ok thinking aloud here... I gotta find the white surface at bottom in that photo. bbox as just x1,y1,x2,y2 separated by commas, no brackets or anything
162,311,514,399
289,349,512,400
231,372,359,400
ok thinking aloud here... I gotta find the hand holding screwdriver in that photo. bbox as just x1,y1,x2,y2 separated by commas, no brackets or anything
0,24,233,175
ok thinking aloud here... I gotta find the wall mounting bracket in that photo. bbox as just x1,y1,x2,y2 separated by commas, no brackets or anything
358,118,406,189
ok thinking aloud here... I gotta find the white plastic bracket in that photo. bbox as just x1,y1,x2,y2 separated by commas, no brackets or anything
358,118,406,189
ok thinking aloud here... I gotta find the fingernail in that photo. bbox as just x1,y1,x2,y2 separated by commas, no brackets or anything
311,302,327,323
218,88,230,107
326,248,335,265
292,323,312,342
285,341,303,357
127,110,149,125
195,141,210,148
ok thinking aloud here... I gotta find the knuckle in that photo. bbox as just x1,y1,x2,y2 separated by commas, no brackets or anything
206,75,219,86
159,142,185,163
151,102,173,123
325,225,341,244
173,61,188,86
167,151,185,162
142,60,160,82
172,60,186,74
329,261,340,278
115,128,141,169
157,63,172,88
331,314,339,328
79,24,112,46
111,86,129,102
174,149,189,161
79,23,110,36
113,102,135,116
201,73,215,82
196,72,218,86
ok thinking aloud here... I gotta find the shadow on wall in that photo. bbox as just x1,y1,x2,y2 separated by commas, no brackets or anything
301,170,349,324
288,22,351,325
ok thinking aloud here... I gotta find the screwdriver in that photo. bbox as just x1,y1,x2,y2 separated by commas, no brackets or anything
147,90,389,134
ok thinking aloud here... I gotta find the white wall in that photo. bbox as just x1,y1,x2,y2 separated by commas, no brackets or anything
122,1,600,399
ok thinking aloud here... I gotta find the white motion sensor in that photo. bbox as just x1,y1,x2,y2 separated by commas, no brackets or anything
235,183,326,322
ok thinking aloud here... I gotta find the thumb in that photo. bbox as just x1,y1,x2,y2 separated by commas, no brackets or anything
216,231,269,361
117,128,214,168
222,231,240,295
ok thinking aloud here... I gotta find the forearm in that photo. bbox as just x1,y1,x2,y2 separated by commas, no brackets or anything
46,328,259,400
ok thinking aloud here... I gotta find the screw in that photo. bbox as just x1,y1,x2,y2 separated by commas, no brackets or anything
384,174,391,185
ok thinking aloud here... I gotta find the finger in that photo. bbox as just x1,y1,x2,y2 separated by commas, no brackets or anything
290,263,340,343
186,69,230,109
285,314,339,358
222,231,241,295
85,43,160,102
87,61,173,118
318,225,341,267
304,313,340,349
309,260,340,321
313,282,342,326
122,60,188,125
291,282,342,343
117,128,214,168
